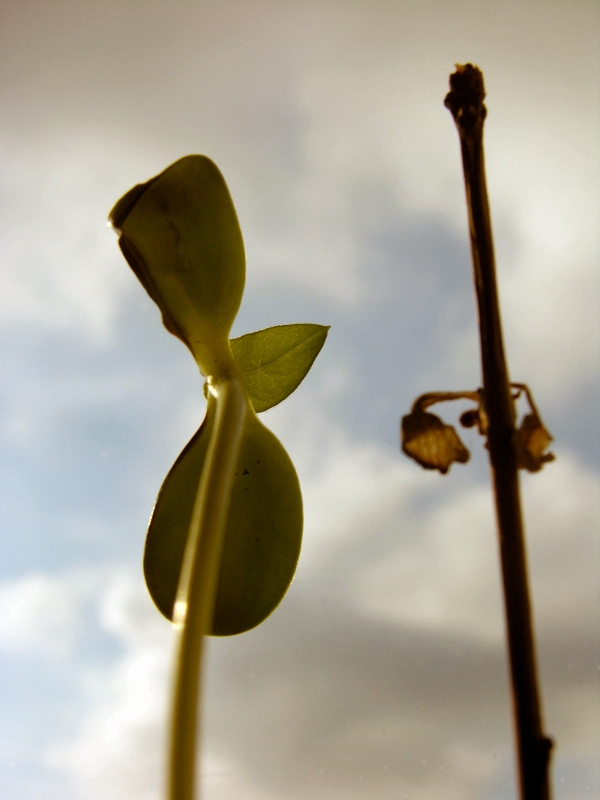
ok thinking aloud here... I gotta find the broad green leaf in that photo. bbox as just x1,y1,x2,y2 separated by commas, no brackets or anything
143,400,303,635
230,324,329,412
109,155,245,377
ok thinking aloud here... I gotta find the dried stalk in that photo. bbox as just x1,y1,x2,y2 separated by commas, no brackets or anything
445,64,553,800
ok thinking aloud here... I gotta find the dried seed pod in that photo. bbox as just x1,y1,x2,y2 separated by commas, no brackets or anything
401,409,470,474
460,403,488,435
460,408,479,428
514,412,555,472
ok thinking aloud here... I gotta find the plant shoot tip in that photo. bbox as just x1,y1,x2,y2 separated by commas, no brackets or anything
445,63,487,133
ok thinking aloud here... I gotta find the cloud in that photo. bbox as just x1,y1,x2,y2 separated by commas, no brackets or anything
350,451,600,643
202,403,599,799
0,128,215,349
0,568,172,799
265,393,599,640
2,0,597,367
45,571,173,800
0,572,82,659
2,414,594,800
0,3,597,800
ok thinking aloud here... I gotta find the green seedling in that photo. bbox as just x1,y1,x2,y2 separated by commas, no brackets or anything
109,155,328,800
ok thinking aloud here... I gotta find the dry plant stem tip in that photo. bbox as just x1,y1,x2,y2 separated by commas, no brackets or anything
168,377,246,800
445,64,553,800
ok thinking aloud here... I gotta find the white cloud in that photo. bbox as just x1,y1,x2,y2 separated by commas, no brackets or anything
283,17,600,400
45,571,173,800
270,394,600,642
0,139,118,339
0,572,82,659
1,2,597,408
0,567,172,800
356,451,600,645
2,421,594,800
0,3,597,799
46,644,169,800
358,481,503,640
0,132,168,342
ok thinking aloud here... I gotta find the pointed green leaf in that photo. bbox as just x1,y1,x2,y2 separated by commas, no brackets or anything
109,155,245,377
143,400,303,636
230,324,329,412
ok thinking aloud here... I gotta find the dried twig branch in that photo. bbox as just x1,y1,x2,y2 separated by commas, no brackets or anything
445,64,553,800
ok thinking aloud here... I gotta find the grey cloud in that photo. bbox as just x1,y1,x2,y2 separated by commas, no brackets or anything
206,593,598,799
0,3,598,799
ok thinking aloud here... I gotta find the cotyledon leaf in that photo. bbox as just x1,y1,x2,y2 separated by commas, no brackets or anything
230,323,329,412
143,398,303,636
109,155,245,377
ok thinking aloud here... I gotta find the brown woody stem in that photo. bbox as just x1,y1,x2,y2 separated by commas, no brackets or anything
411,390,482,413
445,64,553,800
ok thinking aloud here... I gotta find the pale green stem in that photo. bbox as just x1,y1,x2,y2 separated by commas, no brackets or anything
167,376,247,800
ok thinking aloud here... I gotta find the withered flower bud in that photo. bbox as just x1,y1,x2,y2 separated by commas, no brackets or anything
460,408,479,428
514,412,555,473
460,404,488,435
401,410,470,474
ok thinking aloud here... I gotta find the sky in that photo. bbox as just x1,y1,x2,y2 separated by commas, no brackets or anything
0,1,599,799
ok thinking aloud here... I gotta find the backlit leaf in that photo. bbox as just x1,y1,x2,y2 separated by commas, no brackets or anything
230,324,329,412
109,155,245,377
143,399,303,635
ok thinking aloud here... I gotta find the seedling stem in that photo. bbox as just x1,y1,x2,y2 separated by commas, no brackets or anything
168,377,247,800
